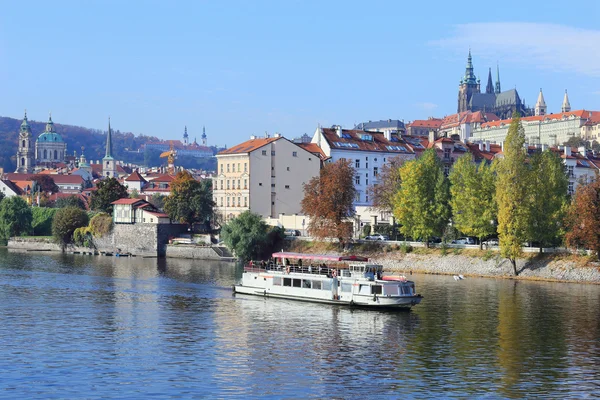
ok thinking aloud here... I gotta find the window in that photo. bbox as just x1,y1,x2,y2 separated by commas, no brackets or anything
567,166,574,178
374,167,378,177
293,151,297,157
355,175,360,185
227,180,230,189
244,197,248,207
366,162,368,169
237,179,241,189
22,140,25,148
238,197,241,206
271,151,275,156
262,150,267,156
355,159,360,168
220,197,223,206
286,167,290,171
259,183,262,186
227,163,230,172
54,150,58,159
366,178,369,186
220,164,224,173
220,180,223,190
227,197,230,206
444,148,451,159
271,183,275,187
285,185,290,189
244,163,247,172
309,157,312,161
232,164,235,173
355,192,361,202
238,163,241,171
444,165,450,176
244,179,247,189
365,195,369,202
374,158,377,162
568,182,574,195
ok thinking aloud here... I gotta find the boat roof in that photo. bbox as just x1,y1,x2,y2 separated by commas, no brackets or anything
272,252,369,262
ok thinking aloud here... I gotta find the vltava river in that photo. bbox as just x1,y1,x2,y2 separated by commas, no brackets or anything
0,248,599,398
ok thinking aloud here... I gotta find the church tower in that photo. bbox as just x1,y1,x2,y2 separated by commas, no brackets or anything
102,118,117,178
183,126,189,146
535,89,547,116
485,68,494,94
457,50,480,113
561,90,571,113
495,64,501,94
15,111,34,173
201,126,207,146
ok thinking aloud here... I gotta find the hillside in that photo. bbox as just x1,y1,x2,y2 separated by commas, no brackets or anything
0,116,219,172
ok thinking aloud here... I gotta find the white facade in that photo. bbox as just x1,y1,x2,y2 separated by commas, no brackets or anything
213,136,320,222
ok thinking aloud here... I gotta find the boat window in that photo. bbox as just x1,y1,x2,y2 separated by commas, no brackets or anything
372,285,382,295
273,276,282,286
292,279,302,288
359,285,370,295
400,285,412,295
303,280,312,289
341,282,352,292
283,278,292,287
312,280,322,290
383,284,399,296
341,270,351,277
322,280,332,291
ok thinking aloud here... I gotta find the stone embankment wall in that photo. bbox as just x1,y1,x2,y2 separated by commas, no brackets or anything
7,237,62,252
166,244,228,260
373,253,600,284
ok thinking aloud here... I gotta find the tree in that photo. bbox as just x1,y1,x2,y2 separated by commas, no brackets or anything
90,177,128,214
449,154,497,249
527,150,569,249
0,196,33,243
496,113,531,275
301,159,356,245
164,171,215,229
565,178,600,258
563,136,587,149
31,174,59,194
32,207,58,236
52,206,89,248
0,191,5,204
53,195,86,209
368,155,405,212
394,149,450,245
129,188,139,198
221,211,284,262
149,193,166,211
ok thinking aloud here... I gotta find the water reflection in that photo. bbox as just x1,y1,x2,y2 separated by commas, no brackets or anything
0,249,599,398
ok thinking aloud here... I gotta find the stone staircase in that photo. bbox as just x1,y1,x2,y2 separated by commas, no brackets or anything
212,246,234,258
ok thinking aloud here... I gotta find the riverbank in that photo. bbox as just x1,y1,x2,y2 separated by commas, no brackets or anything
287,240,600,284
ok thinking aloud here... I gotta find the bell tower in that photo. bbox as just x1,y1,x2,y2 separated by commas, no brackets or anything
457,50,480,113
15,110,34,173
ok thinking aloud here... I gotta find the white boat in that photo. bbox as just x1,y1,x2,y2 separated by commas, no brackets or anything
233,252,423,310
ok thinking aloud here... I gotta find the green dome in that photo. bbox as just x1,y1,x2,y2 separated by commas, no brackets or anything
37,132,64,143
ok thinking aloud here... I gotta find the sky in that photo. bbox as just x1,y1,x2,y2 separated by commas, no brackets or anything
1,0,599,147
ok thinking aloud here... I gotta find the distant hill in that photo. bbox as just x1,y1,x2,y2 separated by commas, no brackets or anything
0,116,220,172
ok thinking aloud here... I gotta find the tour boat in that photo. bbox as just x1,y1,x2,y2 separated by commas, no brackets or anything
233,252,422,309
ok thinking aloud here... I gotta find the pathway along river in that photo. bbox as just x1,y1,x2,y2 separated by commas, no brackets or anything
0,248,599,398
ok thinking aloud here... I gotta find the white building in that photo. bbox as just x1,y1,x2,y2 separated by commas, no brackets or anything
438,111,500,142
112,198,171,224
213,135,320,222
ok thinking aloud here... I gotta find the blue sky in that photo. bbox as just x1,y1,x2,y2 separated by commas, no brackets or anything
1,0,599,147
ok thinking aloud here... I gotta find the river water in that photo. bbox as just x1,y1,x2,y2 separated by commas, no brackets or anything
0,248,599,399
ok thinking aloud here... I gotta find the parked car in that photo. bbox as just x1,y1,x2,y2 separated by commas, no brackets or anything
483,237,499,246
365,234,389,241
284,229,301,237
452,237,476,245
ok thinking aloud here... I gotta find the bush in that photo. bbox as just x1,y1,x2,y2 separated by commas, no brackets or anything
440,243,449,256
482,250,494,261
73,226,94,248
400,242,413,254
362,224,371,237
89,213,113,238
32,207,58,236
52,207,89,247
0,196,33,243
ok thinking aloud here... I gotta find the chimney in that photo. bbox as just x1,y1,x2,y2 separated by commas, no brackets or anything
336,125,343,138
250,135,256,140
428,129,436,144
485,140,490,152
384,130,392,141
501,141,504,152
564,146,572,157
274,133,281,138
578,146,586,154
478,141,484,151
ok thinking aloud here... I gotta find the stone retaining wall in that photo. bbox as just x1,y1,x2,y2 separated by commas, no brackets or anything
7,237,62,252
165,244,227,260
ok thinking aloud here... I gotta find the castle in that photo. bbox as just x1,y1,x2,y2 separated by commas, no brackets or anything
457,51,532,119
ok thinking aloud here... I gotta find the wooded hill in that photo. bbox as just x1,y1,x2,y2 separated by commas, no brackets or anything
0,116,219,172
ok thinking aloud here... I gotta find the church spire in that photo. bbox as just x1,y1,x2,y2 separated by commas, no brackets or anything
495,64,501,94
201,125,207,146
105,118,113,158
45,112,55,133
535,88,547,116
562,90,571,113
20,110,31,135
485,67,494,94
463,49,477,84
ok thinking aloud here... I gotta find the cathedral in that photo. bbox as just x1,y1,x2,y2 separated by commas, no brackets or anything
15,112,67,173
457,51,532,119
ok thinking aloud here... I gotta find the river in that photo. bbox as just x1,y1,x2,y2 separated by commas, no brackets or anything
0,248,598,398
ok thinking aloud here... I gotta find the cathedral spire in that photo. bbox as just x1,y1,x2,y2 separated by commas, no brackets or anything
20,110,31,135
535,88,547,116
562,90,571,113
105,117,113,158
485,68,494,94
463,49,477,84
495,64,501,94
201,125,207,146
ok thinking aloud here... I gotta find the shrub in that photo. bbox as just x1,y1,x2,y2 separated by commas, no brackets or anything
362,224,371,237
0,196,33,243
73,226,94,248
89,213,113,238
32,207,58,236
400,242,413,254
482,250,494,261
453,247,462,255
440,243,449,256
52,207,89,247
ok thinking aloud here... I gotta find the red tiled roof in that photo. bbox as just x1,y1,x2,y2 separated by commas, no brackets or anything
111,198,144,205
4,173,84,185
1,179,24,195
150,174,174,183
144,210,169,218
481,110,593,128
320,128,414,154
297,143,329,160
407,118,443,129
125,170,147,182
218,137,282,155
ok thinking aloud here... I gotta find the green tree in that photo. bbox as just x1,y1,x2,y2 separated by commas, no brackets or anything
90,177,128,214
496,113,531,275
368,155,405,213
53,195,86,209
301,159,356,245
88,213,113,237
52,207,89,248
31,174,59,194
527,150,569,249
394,149,450,245
0,196,33,243
0,191,5,204
221,211,283,262
449,154,497,248
164,171,215,229
32,207,58,236
129,188,139,198
149,193,166,211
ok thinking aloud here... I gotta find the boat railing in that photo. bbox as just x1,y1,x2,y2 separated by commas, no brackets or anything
243,262,341,277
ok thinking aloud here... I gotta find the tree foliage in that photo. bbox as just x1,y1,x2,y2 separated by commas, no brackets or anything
301,159,356,243
89,213,113,237
0,191,5,204
565,178,600,258
149,193,166,211
527,150,569,248
31,174,59,194
368,155,405,212
221,211,284,262
496,113,530,275
90,177,128,214
164,171,215,228
52,207,89,247
32,207,58,236
394,149,450,244
53,195,87,210
0,196,33,242
449,154,497,248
